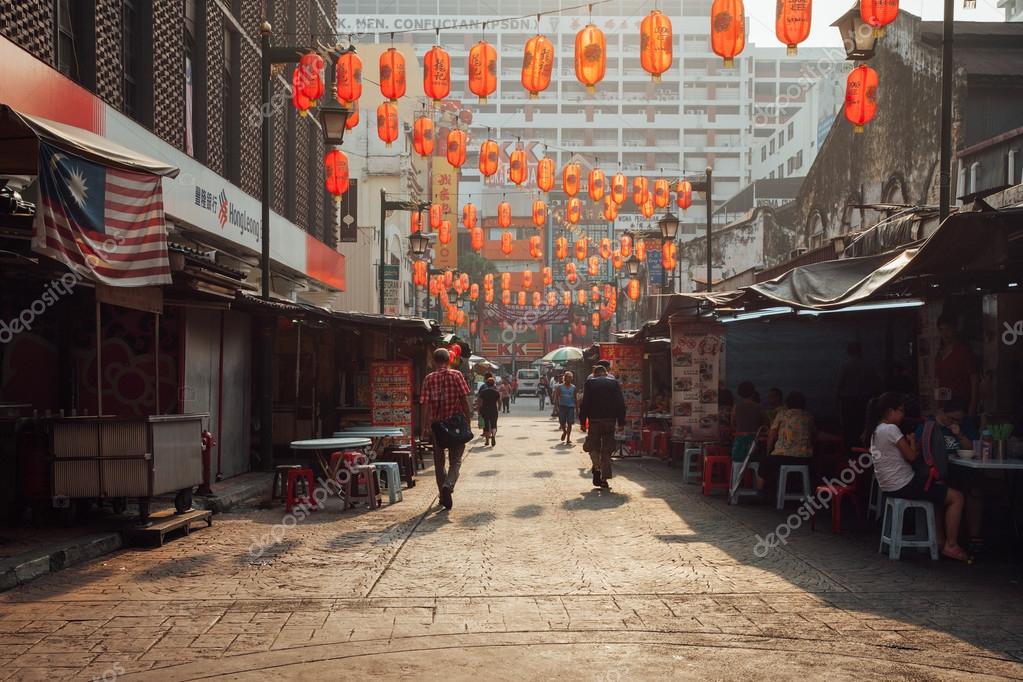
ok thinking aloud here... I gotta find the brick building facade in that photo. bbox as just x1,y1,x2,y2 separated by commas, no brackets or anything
0,0,339,244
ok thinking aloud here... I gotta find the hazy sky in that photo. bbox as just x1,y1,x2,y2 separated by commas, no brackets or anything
746,0,1006,47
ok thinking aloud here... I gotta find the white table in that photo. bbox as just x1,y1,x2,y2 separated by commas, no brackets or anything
290,437,373,483
950,456,1023,470
335,427,409,454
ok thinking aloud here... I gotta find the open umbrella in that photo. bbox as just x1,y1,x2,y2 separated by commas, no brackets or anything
540,347,584,363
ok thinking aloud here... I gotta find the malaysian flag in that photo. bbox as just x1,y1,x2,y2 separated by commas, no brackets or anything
32,142,172,286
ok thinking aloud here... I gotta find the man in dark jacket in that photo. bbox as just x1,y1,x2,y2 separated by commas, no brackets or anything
578,365,626,488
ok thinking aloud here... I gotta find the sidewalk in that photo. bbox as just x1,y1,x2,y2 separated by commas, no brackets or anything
195,471,272,513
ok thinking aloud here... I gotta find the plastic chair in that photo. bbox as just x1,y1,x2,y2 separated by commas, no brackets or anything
729,462,760,505
878,497,939,560
776,464,811,509
272,464,303,501
682,443,703,484
346,464,380,509
867,473,883,521
285,468,317,514
810,483,862,533
372,461,403,504
702,455,731,497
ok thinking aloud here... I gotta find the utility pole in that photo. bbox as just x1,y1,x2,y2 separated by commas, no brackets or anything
939,0,954,222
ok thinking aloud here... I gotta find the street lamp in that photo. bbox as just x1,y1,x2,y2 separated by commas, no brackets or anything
658,211,680,241
831,5,879,61
625,254,642,278
317,99,352,146
409,231,431,258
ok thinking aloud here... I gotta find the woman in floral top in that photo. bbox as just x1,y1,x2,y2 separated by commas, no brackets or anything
757,391,816,497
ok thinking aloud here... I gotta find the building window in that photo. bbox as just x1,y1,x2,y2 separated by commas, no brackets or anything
769,139,775,154
761,145,766,162
122,0,141,120
779,129,785,146
56,0,81,81
787,121,795,139
222,26,240,182
795,150,803,171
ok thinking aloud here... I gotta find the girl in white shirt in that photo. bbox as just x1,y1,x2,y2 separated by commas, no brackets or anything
864,392,968,562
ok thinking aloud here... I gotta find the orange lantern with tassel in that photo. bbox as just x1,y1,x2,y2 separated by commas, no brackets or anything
470,227,484,252
575,237,588,261
430,204,443,230
537,157,556,192
653,178,670,208
591,312,601,329
662,241,678,270
484,273,494,290
588,256,600,277
641,198,655,219
485,288,495,303
547,291,557,307
479,138,499,177
522,34,555,98
562,163,581,197
599,238,612,260
604,284,614,301
566,263,578,285
635,239,647,262
620,235,633,258
462,202,477,230
423,45,451,103
776,0,812,56
413,115,434,157
529,235,542,258
562,291,573,307
523,270,533,288
292,53,323,115
555,237,569,260
676,180,693,210
502,290,511,305
501,272,511,291
588,168,606,202
532,199,547,227
509,148,528,186
567,197,582,225
627,278,641,301
446,129,467,168
498,201,512,228
611,172,628,204
542,266,553,286
376,102,398,147
379,46,406,102
640,10,673,81
324,150,349,202
443,270,454,289
501,231,513,255
413,260,427,286
578,289,588,306
468,39,498,104
591,285,601,302
345,102,360,130
532,291,542,308
845,64,879,134
711,0,746,68
335,49,362,106
575,22,606,93
861,0,899,38
602,196,618,222
632,177,649,205
438,220,452,245
517,291,527,307
612,252,624,270
410,211,423,234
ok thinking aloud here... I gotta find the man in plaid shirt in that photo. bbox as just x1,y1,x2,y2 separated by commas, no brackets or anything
421,348,471,510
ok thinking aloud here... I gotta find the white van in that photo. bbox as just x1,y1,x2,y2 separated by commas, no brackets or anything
515,368,540,397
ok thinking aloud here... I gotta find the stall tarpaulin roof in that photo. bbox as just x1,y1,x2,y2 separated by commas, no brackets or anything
0,104,179,177
233,292,440,335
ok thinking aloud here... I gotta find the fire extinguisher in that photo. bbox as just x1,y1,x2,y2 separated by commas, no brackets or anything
199,430,217,496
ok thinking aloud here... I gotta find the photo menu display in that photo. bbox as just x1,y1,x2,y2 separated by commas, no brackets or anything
370,361,413,444
599,343,644,426
670,319,725,443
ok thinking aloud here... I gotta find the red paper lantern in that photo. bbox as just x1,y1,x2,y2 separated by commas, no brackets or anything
438,220,452,245
611,172,628,204
462,202,477,230
776,0,813,56
578,289,588,306
603,196,619,222
413,260,427,286
591,285,601,302
563,163,581,197
662,241,678,270
529,235,542,258
588,168,606,202
599,238,612,260
711,0,746,68
620,235,633,258
567,197,582,225
509,148,528,186
635,239,647,262
501,231,513,255
591,312,600,329
379,47,406,102
484,273,495,290
632,177,649,206
485,288,495,304
575,237,588,261
676,180,693,210
521,34,555,98
479,138,500,177
612,252,624,270
423,45,451,103
459,272,469,291
542,266,553,286
430,204,443,230
547,291,557,307
518,291,527,307
861,0,899,38
411,211,423,234
446,129,467,168
627,278,641,301
501,272,511,290
641,198,655,219
555,237,568,260
345,102,360,130
324,150,349,202
335,49,362,106
376,102,398,148
470,227,484,252
468,40,498,104
588,256,600,277
292,54,322,115
532,291,542,308
532,199,547,228
845,64,879,133
523,270,533,288
562,291,573,307
443,270,454,290
640,10,673,81
502,290,511,305
537,157,556,192
498,201,512,228
566,262,578,285
653,178,670,208
413,115,434,157
575,23,606,93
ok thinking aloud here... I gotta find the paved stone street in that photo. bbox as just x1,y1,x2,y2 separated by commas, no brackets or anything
1,402,1022,680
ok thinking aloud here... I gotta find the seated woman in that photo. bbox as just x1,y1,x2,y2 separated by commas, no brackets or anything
865,392,969,561
648,391,669,414
731,381,766,463
758,391,815,495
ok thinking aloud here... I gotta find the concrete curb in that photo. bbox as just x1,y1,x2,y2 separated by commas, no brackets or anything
0,532,122,592
195,476,271,514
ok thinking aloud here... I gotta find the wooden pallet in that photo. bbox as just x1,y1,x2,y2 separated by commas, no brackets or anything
124,509,213,548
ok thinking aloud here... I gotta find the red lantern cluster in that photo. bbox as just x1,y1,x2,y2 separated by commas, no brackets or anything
292,53,324,115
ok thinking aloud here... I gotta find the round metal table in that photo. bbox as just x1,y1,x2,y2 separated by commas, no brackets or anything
290,437,373,483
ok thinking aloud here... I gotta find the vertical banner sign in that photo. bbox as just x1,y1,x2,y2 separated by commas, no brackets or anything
370,360,414,447
648,248,665,286
338,179,358,243
432,157,459,269
382,264,400,315
598,343,644,427
669,318,725,443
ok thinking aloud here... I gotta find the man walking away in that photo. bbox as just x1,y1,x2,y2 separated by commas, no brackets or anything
477,373,502,447
538,374,549,411
421,348,471,510
579,364,626,488
554,371,580,445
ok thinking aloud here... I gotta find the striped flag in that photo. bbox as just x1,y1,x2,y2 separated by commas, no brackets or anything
32,142,172,286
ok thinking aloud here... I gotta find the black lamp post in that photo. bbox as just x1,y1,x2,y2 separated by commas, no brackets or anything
379,191,430,314
658,211,680,297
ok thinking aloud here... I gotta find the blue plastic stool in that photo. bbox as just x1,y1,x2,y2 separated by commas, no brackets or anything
879,497,939,560
373,462,403,504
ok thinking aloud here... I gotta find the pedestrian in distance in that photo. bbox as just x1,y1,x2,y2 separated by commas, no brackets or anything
477,373,502,447
500,377,512,413
578,364,626,489
538,374,549,411
421,348,472,510
554,371,580,445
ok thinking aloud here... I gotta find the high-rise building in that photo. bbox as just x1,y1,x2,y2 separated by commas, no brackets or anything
999,0,1023,22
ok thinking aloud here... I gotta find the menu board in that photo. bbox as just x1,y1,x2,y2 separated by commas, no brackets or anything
599,343,644,426
670,319,725,443
370,361,413,444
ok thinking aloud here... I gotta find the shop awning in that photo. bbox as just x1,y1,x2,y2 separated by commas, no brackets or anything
0,104,179,177
233,292,439,335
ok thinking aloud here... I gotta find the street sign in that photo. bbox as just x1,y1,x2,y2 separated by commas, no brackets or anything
382,264,400,315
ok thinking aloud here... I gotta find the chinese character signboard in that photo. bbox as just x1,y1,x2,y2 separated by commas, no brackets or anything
370,361,414,446
432,157,459,270
382,264,400,315
598,343,644,426
669,319,725,443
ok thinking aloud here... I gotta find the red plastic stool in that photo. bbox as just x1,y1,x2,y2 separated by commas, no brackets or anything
285,467,318,513
811,483,863,533
702,455,732,497
657,432,671,459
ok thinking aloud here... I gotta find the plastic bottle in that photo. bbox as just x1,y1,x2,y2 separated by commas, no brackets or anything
981,429,993,461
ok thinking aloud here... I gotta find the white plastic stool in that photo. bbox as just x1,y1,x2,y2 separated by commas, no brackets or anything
682,444,703,484
878,497,939,560
730,462,760,505
776,464,811,509
867,473,883,521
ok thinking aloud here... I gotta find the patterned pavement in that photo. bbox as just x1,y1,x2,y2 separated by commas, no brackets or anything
1,400,1022,680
